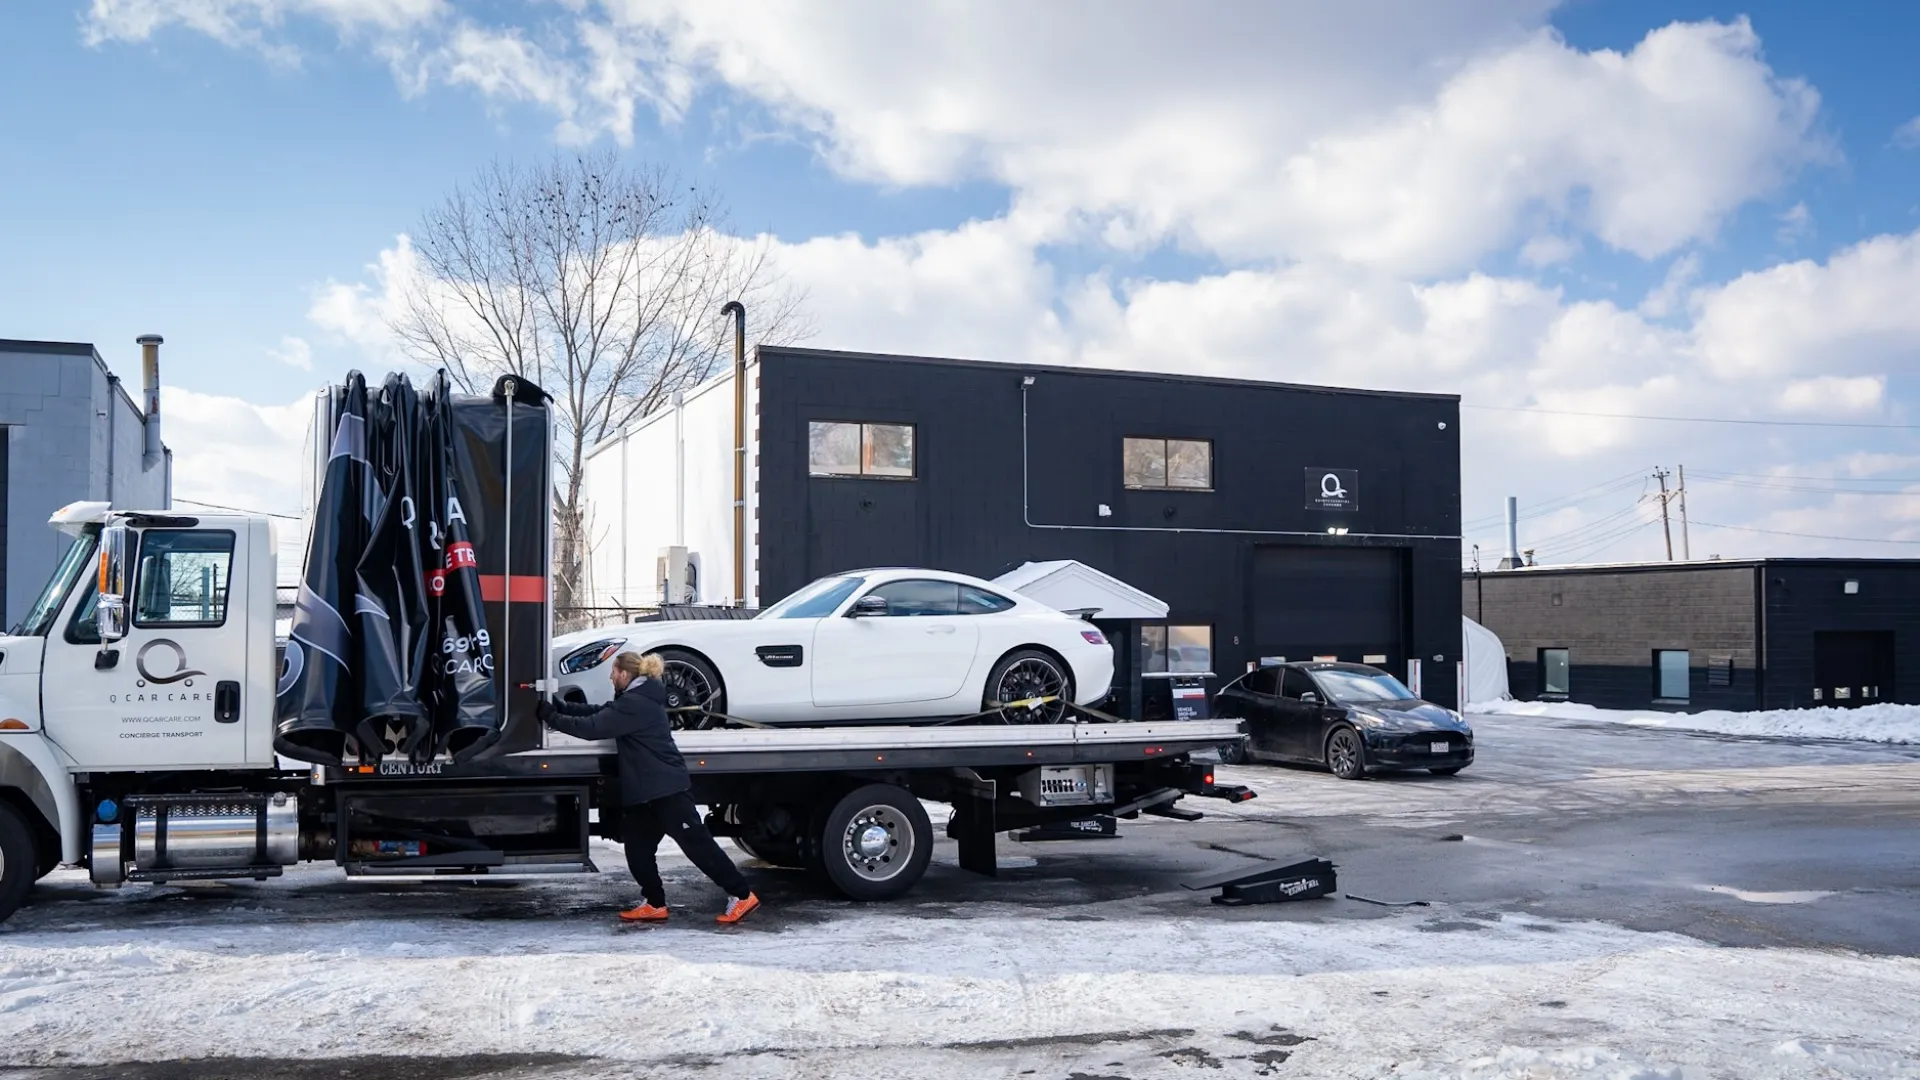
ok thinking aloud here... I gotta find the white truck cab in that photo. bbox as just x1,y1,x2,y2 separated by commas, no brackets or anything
0,503,281,908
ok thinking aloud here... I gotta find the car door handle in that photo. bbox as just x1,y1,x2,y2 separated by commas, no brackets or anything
215,680,241,723
924,625,957,634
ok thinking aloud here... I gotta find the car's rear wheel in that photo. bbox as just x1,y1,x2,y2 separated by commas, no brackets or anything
983,650,1073,724
657,648,725,729
1325,726,1367,780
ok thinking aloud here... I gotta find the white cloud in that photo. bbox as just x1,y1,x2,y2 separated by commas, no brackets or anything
1691,228,1920,378
1777,375,1886,415
1520,235,1581,268
1776,201,1813,246
1893,115,1920,149
162,385,313,519
80,6,1831,273
1638,252,1701,318
267,335,313,370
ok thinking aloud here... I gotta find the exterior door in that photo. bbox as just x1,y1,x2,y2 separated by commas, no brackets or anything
1272,667,1327,759
1222,668,1287,759
1813,631,1894,708
42,527,251,769
812,579,980,710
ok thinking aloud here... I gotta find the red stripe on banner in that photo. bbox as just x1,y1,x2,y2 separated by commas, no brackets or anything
478,575,548,603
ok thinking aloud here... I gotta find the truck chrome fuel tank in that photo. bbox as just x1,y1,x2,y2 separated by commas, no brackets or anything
130,793,298,870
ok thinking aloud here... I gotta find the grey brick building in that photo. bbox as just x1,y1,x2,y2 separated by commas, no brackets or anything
1466,560,1919,711
1,338,172,627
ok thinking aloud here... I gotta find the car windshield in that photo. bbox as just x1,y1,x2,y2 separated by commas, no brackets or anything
755,575,866,620
13,527,98,637
1312,668,1418,703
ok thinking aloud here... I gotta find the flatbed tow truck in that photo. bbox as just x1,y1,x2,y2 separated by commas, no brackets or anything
0,372,1249,921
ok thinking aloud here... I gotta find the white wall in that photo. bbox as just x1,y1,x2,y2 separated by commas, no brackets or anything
581,361,761,611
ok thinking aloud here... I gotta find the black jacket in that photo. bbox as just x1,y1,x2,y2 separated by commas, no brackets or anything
545,679,691,805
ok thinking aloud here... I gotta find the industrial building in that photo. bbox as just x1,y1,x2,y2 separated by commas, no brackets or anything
0,337,172,627
581,345,1465,710
1467,559,1917,711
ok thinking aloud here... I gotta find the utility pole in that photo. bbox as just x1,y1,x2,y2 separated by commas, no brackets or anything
1677,464,1691,561
1654,467,1674,561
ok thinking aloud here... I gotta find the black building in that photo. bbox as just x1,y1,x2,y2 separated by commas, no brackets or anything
1467,559,1918,711
752,347,1464,708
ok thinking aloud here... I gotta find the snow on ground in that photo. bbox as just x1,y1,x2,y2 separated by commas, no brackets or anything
3,889,1919,1078
1472,699,1920,745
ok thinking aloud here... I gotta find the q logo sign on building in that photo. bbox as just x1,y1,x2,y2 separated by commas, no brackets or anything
1306,468,1360,512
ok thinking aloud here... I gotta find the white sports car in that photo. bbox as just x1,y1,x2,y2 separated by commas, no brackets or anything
551,568,1116,726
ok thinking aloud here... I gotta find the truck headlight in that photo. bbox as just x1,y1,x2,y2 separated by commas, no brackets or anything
559,639,624,674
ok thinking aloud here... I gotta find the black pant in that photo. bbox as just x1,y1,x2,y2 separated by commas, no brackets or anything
621,792,751,906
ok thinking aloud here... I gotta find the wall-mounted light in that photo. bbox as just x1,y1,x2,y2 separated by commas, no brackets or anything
1097,504,1112,517
1327,526,1349,535
1844,580,1860,595
1021,375,1036,387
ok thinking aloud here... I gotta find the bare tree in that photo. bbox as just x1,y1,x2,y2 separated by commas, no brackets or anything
392,152,808,621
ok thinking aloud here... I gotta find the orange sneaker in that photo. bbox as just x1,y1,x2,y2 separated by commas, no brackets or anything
619,902,669,923
716,893,760,925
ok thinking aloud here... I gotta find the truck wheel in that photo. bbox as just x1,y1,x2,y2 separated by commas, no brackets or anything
817,785,932,901
0,802,38,922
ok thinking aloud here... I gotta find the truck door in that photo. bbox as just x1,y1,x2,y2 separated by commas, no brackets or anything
42,527,253,770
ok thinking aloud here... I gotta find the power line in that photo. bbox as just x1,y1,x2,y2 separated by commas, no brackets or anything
173,498,302,521
1462,471,1649,532
1689,470,1920,483
1688,476,1920,497
1559,520,1661,564
1462,403,1920,430
1690,520,1920,545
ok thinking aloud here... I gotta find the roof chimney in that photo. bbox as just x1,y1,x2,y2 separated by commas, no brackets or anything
1498,496,1522,569
137,334,163,470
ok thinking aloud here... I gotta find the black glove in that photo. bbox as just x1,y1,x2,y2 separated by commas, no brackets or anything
536,700,557,723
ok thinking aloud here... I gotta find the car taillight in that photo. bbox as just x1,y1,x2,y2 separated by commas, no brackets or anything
1081,630,1106,645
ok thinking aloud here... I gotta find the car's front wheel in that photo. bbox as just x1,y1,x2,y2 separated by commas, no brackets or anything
657,648,725,729
983,650,1073,723
1325,726,1367,780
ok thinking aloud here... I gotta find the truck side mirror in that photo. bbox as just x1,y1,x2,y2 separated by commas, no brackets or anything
96,524,130,644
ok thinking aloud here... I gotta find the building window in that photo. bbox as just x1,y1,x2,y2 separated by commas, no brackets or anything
1123,437,1212,490
1656,650,1690,702
131,530,236,628
808,421,915,478
1539,648,1570,697
1142,624,1213,674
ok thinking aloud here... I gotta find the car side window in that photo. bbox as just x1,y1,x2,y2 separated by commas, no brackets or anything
1238,668,1278,695
957,586,1016,615
1280,669,1319,700
864,579,961,616
65,577,102,645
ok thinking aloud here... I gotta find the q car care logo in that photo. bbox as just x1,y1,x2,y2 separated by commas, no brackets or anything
136,639,206,687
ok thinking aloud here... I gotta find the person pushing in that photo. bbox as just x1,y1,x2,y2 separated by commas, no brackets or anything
538,651,760,924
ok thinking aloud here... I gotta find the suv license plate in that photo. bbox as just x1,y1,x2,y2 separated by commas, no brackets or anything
1430,741,1450,754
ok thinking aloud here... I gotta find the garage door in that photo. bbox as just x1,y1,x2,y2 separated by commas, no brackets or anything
1251,545,1404,668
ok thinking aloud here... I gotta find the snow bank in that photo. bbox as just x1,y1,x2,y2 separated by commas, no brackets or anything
4,908,1919,1078
1474,699,1920,744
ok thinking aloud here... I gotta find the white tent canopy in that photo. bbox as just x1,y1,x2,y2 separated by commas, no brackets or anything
1462,616,1511,706
992,560,1169,620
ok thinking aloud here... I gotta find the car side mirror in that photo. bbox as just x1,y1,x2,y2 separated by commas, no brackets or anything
848,595,888,618
1300,692,1321,706
96,524,130,644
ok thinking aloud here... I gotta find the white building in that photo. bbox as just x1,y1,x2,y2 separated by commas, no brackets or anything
578,365,760,614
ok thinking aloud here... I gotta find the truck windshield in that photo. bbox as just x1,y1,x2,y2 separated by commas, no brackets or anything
13,527,98,637
755,575,865,620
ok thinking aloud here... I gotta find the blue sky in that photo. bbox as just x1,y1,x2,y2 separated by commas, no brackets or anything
3,1,1919,564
